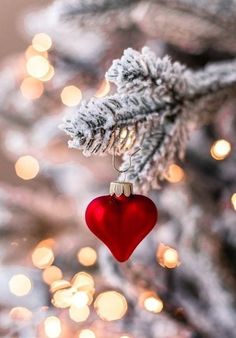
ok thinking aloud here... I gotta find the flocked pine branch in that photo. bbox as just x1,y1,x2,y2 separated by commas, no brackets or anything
61,47,236,191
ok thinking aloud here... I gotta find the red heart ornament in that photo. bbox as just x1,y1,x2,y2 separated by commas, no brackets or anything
85,193,158,262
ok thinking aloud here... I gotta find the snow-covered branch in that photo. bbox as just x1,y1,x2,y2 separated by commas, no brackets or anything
61,47,236,191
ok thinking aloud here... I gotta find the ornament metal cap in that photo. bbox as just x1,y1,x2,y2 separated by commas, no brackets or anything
109,181,133,197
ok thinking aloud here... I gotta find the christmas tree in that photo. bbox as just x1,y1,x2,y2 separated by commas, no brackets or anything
0,1,236,337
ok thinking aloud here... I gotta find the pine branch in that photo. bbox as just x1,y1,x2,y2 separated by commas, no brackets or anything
61,47,236,191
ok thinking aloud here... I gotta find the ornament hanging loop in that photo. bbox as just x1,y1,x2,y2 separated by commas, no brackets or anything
112,147,140,174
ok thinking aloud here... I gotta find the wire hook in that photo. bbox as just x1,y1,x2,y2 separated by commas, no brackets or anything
112,147,140,174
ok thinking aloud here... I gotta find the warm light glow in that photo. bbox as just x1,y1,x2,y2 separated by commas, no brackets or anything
94,291,127,321
52,287,74,309
157,244,180,268
20,77,44,99
50,279,71,293
231,193,236,210
26,55,50,79
165,164,185,183
72,272,95,290
32,33,52,52
9,274,32,297
120,336,131,338
43,266,63,285
9,307,32,321
144,296,163,313
72,291,89,308
77,247,97,266
163,248,179,268
210,139,231,160
60,85,82,107
120,129,128,139
15,155,39,180
37,238,55,248
44,316,61,338
39,65,55,82
32,247,54,269
95,79,110,97
25,45,48,60
69,305,90,322
79,329,96,338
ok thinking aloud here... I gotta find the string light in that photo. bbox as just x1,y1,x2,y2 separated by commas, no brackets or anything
95,79,110,97
165,164,185,183
32,246,54,269
9,274,32,297
77,247,97,266
44,316,61,338
210,139,231,160
32,33,52,52
143,295,163,313
42,266,63,285
69,304,90,322
20,77,44,99
9,307,32,321
79,329,96,338
60,85,82,107
50,280,71,293
15,155,39,180
94,291,127,321
157,243,180,268
26,55,50,79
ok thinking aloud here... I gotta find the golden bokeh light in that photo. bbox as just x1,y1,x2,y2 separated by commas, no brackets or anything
157,243,180,268
52,287,74,309
94,291,127,321
163,248,179,268
50,279,71,293
20,77,44,99
231,193,236,210
9,274,32,297
72,272,95,290
32,33,52,52
32,247,54,269
26,55,50,79
37,238,55,248
165,164,185,183
79,329,96,338
72,291,90,308
69,304,90,323
44,316,62,338
120,335,131,338
210,139,231,160
9,307,32,321
15,155,40,180
25,45,48,60
39,65,55,82
77,247,97,266
144,296,163,313
60,85,82,107
95,79,110,97
43,266,63,285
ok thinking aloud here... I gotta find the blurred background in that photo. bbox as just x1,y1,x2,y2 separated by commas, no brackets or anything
0,1,235,338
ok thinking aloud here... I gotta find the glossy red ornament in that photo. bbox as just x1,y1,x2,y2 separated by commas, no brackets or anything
85,187,158,262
